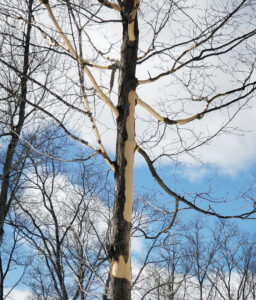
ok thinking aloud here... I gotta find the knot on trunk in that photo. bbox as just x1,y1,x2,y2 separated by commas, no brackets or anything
107,243,118,260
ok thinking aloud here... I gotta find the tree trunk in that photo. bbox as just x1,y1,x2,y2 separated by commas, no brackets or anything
199,282,203,300
109,1,139,299
0,257,3,300
0,0,33,245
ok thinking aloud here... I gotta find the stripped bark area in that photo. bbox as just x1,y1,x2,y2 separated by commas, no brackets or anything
109,1,139,299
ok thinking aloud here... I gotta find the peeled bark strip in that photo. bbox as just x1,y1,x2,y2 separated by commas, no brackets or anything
110,1,139,299
123,90,136,223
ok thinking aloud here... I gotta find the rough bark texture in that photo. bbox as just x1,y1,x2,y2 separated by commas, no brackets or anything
109,1,139,299
0,0,32,245
0,2,33,297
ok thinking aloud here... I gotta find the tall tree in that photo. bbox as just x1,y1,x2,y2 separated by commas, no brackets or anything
0,0,33,244
1,0,256,299
0,1,35,297
12,153,111,300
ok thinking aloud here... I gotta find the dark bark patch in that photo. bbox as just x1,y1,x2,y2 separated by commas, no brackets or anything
111,277,131,300
109,218,131,261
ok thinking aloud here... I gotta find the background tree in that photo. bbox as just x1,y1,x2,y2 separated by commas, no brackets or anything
0,225,31,300
133,219,256,300
8,129,112,300
0,1,42,297
0,0,33,244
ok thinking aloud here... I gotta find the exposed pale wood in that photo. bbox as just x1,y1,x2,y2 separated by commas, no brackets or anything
98,0,121,12
123,91,136,222
128,0,140,42
40,0,119,117
137,95,207,125
111,252,131,281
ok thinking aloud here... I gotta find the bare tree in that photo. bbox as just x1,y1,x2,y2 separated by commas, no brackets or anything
210,228,256,300
0,225,31,300
1,0,256,299
181,218,224,300
0,1,37,298
0,0,34,244
11,151,111,300
138,243,191,300
137,219,256,300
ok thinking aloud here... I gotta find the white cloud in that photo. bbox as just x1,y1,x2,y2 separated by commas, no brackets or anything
131,236,144,254
197,105,256,175
17,0,256,180
181,166,211,182
5,289,31,300
175,104,256,181
131,263,255,300
21,172,111,240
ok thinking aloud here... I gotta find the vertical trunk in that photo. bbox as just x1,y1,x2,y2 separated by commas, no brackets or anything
0,0,33,245
199,283,203,300
168,249,176,300
109,1,139,300
0,257,3,300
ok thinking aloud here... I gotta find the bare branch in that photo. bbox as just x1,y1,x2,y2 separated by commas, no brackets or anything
97,0,121,12
137,146,256,220
39,0,119,117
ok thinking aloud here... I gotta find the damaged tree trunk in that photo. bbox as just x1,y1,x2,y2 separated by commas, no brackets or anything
109,1,139,299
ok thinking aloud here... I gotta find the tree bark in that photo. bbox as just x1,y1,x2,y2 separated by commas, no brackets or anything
0,2,32,292
0,0,33,245
109,1,139,299
0,257,3,300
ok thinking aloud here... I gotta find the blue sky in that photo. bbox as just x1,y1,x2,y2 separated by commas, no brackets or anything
134,161,256,232
4,124,256,299
2,0,256,298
